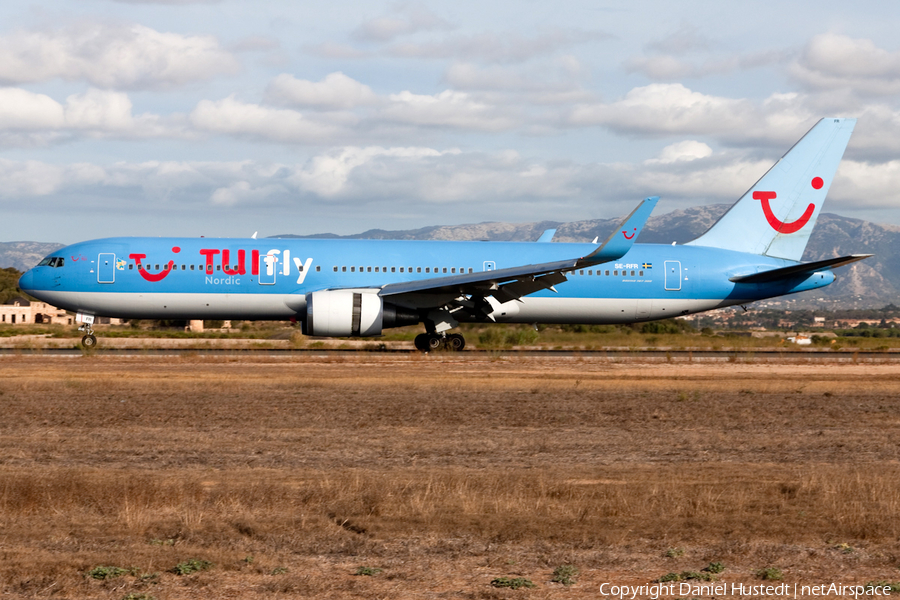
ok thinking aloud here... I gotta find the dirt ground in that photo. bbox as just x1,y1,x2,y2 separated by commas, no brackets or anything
0,354,898,599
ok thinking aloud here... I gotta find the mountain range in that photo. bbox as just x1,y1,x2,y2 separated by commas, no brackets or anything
2,205,896,308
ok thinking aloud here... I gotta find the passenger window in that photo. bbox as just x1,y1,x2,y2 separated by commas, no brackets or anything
639,270,643,276
383,267,387,272
298,264,303,271
631,270,635,276
351,266,355,272
614,270,618,276
468,268,473,273
191,265,195,270
425,267,430,273
392,267,396,273
155,264,159,270
217,265,221,271
367,267,372,272
580,270,584,275
333,266,338,272
129,264,133,270
316,266,321,272
605,270,609,276
451,268,456,273
137,264,143,270
399,267,404,273
374,267,379,272
417,267,422,273
442,267,447,273
342,266,346,272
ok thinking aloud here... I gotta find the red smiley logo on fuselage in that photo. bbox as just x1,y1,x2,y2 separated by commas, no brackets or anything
752,191,815,234
622,228,636,240
129,246,180,282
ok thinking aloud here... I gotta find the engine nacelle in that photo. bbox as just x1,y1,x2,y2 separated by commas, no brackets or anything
306,290,382,337
305,290,419,337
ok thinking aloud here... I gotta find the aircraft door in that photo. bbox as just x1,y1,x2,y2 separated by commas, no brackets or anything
98,253,116,284
259,252,277,285
664,260,681,291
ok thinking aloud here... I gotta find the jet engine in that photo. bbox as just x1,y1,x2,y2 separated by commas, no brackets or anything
304,290,418,337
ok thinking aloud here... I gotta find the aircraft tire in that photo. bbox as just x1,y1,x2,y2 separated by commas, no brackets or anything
414,334,428,351
447,333,465,351
425,334,444,351
82,334,97,348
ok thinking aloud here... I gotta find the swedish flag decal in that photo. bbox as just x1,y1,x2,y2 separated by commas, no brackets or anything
642,262,652,269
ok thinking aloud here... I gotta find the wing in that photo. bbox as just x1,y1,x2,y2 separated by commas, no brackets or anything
377,197,657,328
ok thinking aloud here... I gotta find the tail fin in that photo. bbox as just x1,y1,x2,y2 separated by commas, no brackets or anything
687,118,855,261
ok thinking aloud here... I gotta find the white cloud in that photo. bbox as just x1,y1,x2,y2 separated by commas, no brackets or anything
351,4,453,43
190,96,339,142
0,23,239,89
566,83,815,146
381,90,517,131
387,29,610,64
210,181,285,206
645,140,712,164
0,88,65,130
303,42,371,60
264,72,377,110
289,146,448,197
790,33,900,95
625,50,787,80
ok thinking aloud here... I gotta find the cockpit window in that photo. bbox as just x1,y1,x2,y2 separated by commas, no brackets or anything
39,256,66,268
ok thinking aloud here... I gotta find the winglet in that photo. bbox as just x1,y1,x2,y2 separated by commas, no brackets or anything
577,196,658,267
536,228,556,243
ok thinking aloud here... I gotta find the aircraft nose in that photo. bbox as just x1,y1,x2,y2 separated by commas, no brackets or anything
18,270,34,293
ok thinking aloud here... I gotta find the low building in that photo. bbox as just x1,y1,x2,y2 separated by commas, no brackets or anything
0,297,73,325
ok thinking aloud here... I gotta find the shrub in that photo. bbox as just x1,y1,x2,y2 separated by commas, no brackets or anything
757,567,783,581
703,562,725,574
354,566,382,576
87,566,132,580
171,559,213,576
491,577,536,589
551,565,579,586
665,547,684,558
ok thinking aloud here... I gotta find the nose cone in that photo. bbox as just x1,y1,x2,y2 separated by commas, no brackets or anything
18,270,34,293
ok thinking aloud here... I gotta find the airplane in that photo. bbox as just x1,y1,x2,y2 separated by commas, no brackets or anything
18,117,870,350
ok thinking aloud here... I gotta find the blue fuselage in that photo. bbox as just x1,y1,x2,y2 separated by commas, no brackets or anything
19,237,833,325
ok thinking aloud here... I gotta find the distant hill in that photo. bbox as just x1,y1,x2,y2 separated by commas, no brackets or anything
0,241,64,272
275,205,898,307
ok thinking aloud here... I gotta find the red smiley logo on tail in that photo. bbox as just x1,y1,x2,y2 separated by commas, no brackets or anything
752,191,815,234
622,228,636,240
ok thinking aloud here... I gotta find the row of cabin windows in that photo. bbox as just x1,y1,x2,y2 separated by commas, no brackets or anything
130,264,324,272
333,266,475,274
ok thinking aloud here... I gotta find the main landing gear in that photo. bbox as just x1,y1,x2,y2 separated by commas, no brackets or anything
414,332,465,352
79,323,97,348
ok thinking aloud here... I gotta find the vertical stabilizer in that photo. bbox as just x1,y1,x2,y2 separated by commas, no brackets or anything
687,118,855,261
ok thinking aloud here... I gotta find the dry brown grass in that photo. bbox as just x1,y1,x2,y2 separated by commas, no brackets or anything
0,356,899,598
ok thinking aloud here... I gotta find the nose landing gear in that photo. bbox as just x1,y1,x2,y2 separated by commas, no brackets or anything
414,332,466,352
79,323,97,348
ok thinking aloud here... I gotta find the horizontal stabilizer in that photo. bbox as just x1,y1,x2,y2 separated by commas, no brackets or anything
729,254,872,283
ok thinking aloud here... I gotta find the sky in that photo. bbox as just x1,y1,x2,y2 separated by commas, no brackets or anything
3,0,900,243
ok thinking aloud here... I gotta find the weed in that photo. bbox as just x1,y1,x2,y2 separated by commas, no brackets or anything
654,572,681,583
757,567,783,581
703,562,725,574
122,594,156,600
676,391,688,402
171,559,213,576
551,565,579,586
834,543,854,553
271,567,289,575
354,566,383,576
653,571,713,583
149,538,176,546
87,566,133,580
491,577,536,589
665,547,685,558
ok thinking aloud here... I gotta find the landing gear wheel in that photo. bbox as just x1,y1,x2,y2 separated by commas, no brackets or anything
81,334,97,348
425,333,444,351
414,333,428,351
447,333,466,351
